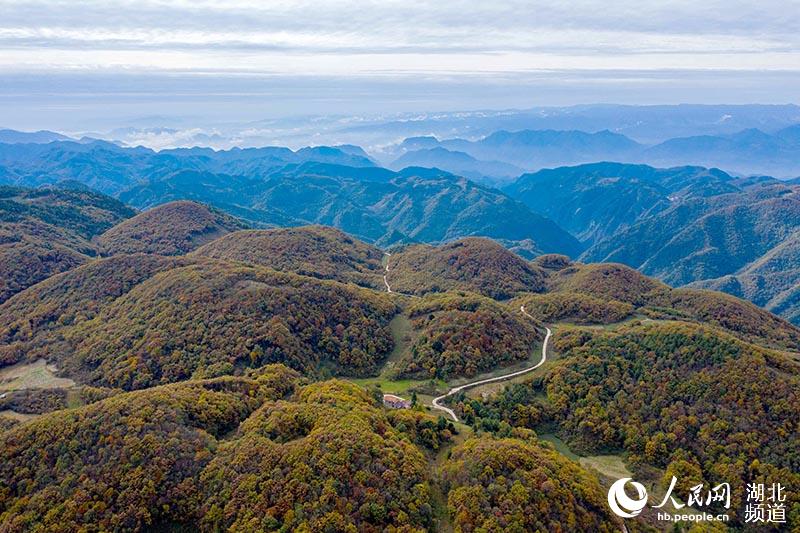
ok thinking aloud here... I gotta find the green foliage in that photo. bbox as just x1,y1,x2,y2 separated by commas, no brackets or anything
489,321,800,525
192,225,385,289
0,185,134,303
0,388,67,414
0,256,398,388
441,436,621,532
396,293,541,379
387,409,456,451
389,238,547,299
548,262,666,305
0,366,297,531
97,200,247,256
646,287,800,349
514,291,634,324
192,379,435,532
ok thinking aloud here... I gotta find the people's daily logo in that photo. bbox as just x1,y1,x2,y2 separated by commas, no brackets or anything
607,478,648,518
607,476,787,525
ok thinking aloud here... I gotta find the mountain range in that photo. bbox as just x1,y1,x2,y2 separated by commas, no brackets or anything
387,125,800,180
1,199,798,530
3,134,800,324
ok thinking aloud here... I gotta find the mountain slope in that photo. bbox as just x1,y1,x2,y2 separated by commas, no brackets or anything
192,225,385,289
0,185,135,303
691,229,800,323
387,238,548,299
505,162,744,245
97,200,248,256
123,165,582,256
0,255,398,387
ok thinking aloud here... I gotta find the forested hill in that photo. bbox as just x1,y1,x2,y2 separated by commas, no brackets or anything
0,140,581,256
0,185,135,303
1,201,799,530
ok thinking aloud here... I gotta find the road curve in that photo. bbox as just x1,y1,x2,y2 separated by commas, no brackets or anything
431,305,551,422
383,253,393,293
382,252,419,298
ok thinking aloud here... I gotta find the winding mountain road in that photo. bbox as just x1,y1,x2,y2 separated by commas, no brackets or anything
383,253,393,293
431,305,551,422
382,252,419,298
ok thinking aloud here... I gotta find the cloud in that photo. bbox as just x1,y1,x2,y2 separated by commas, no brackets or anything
0,0,797,74
0,1,797,129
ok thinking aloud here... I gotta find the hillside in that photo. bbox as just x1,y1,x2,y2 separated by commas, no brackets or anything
0,255,398,388
97,200,248,256
387,238,548,299
122,165,582,255
0,185,135,303
467,320,800,526
396,293,542,379
442,436,621,532
0,369,443,531
505,162,741,245
691,230,800,323
584,182,800,284
192,225,385,289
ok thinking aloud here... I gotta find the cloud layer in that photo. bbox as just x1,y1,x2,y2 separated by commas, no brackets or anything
0,1,797,129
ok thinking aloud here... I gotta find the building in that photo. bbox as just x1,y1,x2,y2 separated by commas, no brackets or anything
383,393,411,409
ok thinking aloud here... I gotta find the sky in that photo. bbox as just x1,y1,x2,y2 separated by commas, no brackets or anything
1,0,799,131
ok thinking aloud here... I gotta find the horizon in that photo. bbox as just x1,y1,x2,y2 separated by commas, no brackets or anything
2,1,799,133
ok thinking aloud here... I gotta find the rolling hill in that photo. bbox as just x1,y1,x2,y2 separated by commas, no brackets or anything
0,255,398,387
192,225,385,289
0,185,135,303
386,238,548,299
97,200,248,256
395,293,542,379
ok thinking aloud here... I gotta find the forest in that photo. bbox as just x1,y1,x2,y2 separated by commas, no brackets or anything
1,191,800,531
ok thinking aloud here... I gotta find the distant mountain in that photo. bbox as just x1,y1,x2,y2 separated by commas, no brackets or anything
97,200,248,256
121,164,583,257
505,162,738,244
0,185,135,303
392,129,642,172
0,140,377,195
500,161,800,323
352,104,800,149
0,129,72,144
389,123,800,177
691,230,800,324
644,125,800,177
390,147,523,185
584,182,800,286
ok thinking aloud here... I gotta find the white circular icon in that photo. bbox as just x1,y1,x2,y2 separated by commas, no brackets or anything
608,478,648,518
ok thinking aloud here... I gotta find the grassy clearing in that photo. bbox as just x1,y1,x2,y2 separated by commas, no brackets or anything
538,433,580,461
580,455,632,479
0,359,76,391
0,409,38,422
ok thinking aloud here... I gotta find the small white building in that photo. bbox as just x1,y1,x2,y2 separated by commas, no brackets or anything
383,393,411,409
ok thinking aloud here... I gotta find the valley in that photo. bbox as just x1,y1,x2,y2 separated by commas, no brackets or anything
1,124,800,531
